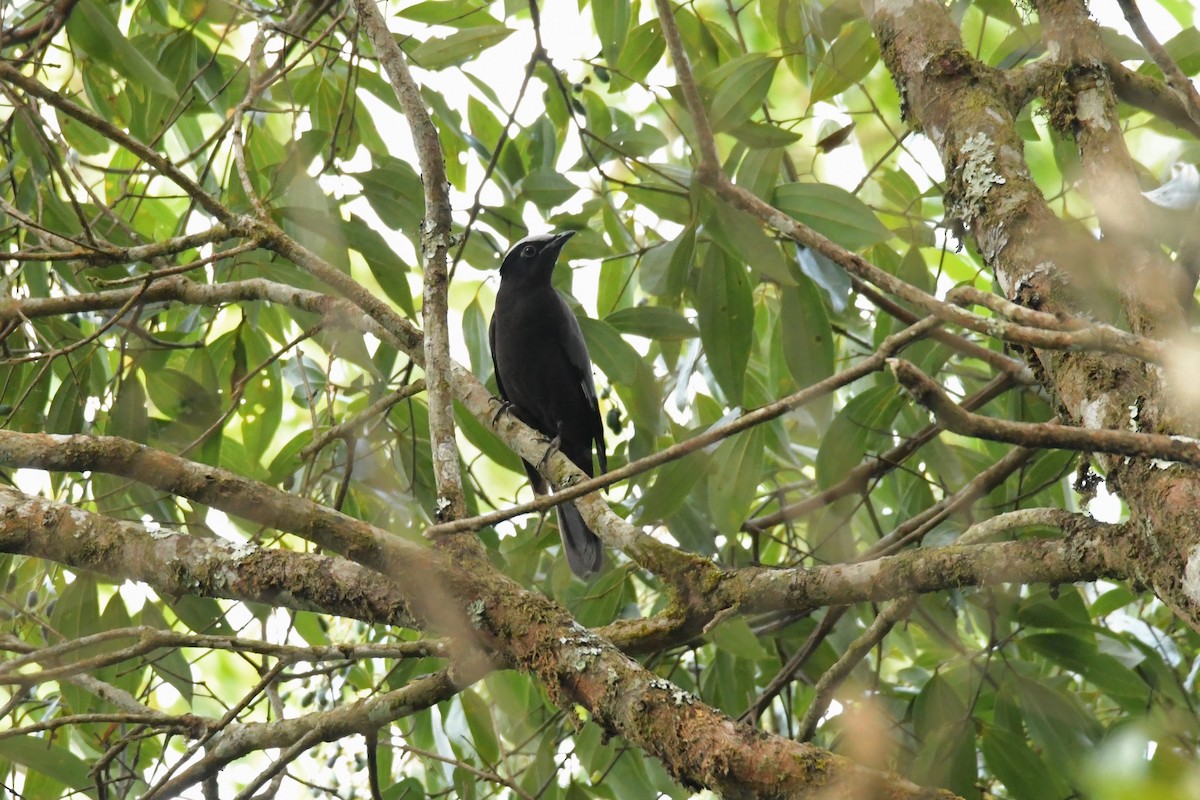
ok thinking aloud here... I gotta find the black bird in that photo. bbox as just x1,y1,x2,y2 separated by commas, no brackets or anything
490,231,607,577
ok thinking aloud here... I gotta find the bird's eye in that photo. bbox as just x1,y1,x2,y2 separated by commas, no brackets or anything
521,245,537,258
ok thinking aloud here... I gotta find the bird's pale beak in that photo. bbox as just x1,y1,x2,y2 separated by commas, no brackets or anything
549,231,576,254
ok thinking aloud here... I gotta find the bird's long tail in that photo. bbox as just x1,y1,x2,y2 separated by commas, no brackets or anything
556,502,603,577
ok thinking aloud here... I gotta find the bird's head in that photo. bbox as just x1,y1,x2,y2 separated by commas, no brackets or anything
498,231,575,282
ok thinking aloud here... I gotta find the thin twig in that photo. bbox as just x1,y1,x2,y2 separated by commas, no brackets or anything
1116,0,1200,127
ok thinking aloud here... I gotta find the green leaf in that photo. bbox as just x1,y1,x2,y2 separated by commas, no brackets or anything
398,1,493,26
815,384,903,489
359,157,425,233
1162,26,1200,75
410,25,514,70
344,214,415,315
982,726,1070,800
704,193,795,285
456,400,522,474
169,595,233,636
910,719,977,797
613,19,664,91
781,276,835,415
736,147,784,200
696,247,753,405
46,376,84,434
606,113,670,158
520,169,577,210
707,425,765,534
1090,585,1136,616
145,368,222,422
1021,631,1150,709
460,689,500,764
0,736,94,795
991,23,1045,69
463,298,492,381
709,616,770,660
809,19,879,104
592,0,632,65
604,306,698,340
50,576,103,714
706,54,778,132
729,119,802,149
625,359,664,435
774,182,891,251
68,0,179,98
639,227,695,298
108,373,150,441
1015,675,1100,771
577,316,640,385
635,450,710,524
141,601,195,705
796,245,851,313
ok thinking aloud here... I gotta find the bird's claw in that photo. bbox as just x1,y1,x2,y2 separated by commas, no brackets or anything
537,433,562,473
490,397,516,426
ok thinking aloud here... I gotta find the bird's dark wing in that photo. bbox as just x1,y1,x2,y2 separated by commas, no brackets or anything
559,299,607,475
488,315,507,401
490,312,548,493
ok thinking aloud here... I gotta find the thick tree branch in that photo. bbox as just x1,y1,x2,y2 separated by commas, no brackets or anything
0,0,81,47
0,485,419,627
733,523,1125,618
352,0,464,522
795,507,1097,740
890,358,1200,468
0,432,493,645
1109,60,1200,138
1036,0,1189,338
0,441,950,797
652,0,720,178
1115,0,1200,127
861,0,1200,633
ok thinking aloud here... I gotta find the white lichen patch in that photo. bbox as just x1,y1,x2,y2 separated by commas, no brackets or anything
567,644,603,672
466,598,486,629
1075,89,1112,131
1013,262,1053,295
219,539,258,560
1183,545,1200,606
979,224,1009,263
958,133,1006,225
1151,437,1200,470
1079,396,1114,430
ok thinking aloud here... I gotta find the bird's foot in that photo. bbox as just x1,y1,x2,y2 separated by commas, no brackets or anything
536,433,562,473
490,397,516,426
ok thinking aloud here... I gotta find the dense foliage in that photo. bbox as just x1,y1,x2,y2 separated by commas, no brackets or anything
1,0,1199,797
